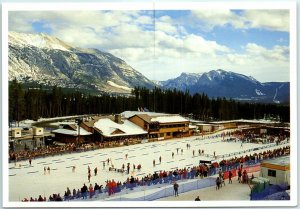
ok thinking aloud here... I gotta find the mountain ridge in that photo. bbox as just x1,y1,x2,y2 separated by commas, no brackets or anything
9,31,155,94
159,69,289,104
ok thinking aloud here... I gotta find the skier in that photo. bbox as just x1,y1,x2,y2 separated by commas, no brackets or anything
72,166,76,173
153,159,155,167
94,167,98,176
29,158,32,166
159,156,162,164
88,173,91,183
127,163,130,174
172,152,174,158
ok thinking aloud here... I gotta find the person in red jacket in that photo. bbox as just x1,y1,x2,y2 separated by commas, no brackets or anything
89,184,94,198
111,179,117,194
228,170,233,184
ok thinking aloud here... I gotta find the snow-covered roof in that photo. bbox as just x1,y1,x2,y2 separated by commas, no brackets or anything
261,156,290,167
94,118,147,137
196,123,214,126
150,115,189,123
52,125,92,136
189,125,197,129
10,127,22,131
121,111,167,119
188,119,205,123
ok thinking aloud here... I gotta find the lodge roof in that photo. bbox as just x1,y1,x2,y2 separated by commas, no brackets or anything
52,125,92,136
93,118,147,137
126,111,189,124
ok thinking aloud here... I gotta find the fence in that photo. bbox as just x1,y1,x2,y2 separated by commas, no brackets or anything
69,177,216,201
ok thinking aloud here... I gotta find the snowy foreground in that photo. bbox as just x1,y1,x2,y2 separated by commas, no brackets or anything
9,132,288,201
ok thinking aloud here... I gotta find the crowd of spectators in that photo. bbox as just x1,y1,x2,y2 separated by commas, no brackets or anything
9,138,143,163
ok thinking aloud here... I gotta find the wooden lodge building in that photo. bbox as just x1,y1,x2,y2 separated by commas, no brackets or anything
128,113,189,140
51,111,190,144
52,124,93,144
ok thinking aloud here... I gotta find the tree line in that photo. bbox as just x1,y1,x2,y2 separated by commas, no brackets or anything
9,79,290,124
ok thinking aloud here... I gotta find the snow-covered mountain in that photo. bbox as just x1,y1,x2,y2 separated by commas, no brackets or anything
160,72,202,91
161,69,289,104
9,31,155,94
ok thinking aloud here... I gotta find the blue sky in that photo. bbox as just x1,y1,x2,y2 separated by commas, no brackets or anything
9,9,290,82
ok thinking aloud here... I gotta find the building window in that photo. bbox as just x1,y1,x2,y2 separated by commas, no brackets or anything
268,169,276,177
159,133,164,137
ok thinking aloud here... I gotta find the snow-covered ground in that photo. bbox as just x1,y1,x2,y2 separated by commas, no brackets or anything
8,132,289,201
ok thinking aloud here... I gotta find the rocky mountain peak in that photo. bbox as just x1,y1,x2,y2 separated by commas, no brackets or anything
9,31,155,94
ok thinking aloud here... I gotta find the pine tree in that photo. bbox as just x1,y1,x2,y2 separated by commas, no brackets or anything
9,78,25,126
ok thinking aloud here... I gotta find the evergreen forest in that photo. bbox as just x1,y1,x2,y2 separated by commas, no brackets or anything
9,79,290,123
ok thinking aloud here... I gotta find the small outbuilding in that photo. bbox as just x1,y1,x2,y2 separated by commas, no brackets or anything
11,128,22,138
32,127,44,136
260,156,290,185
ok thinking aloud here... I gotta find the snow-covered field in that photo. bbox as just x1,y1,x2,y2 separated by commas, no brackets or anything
8,132,288,201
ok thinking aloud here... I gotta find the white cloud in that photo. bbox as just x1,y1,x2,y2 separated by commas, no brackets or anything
191,9,289,32
222,43,289,81
9,12,35,33
183,34,230,55
135,15,153,25
155,21,178,34
245,43,289,62
191,10,246,31
244,10,289,32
